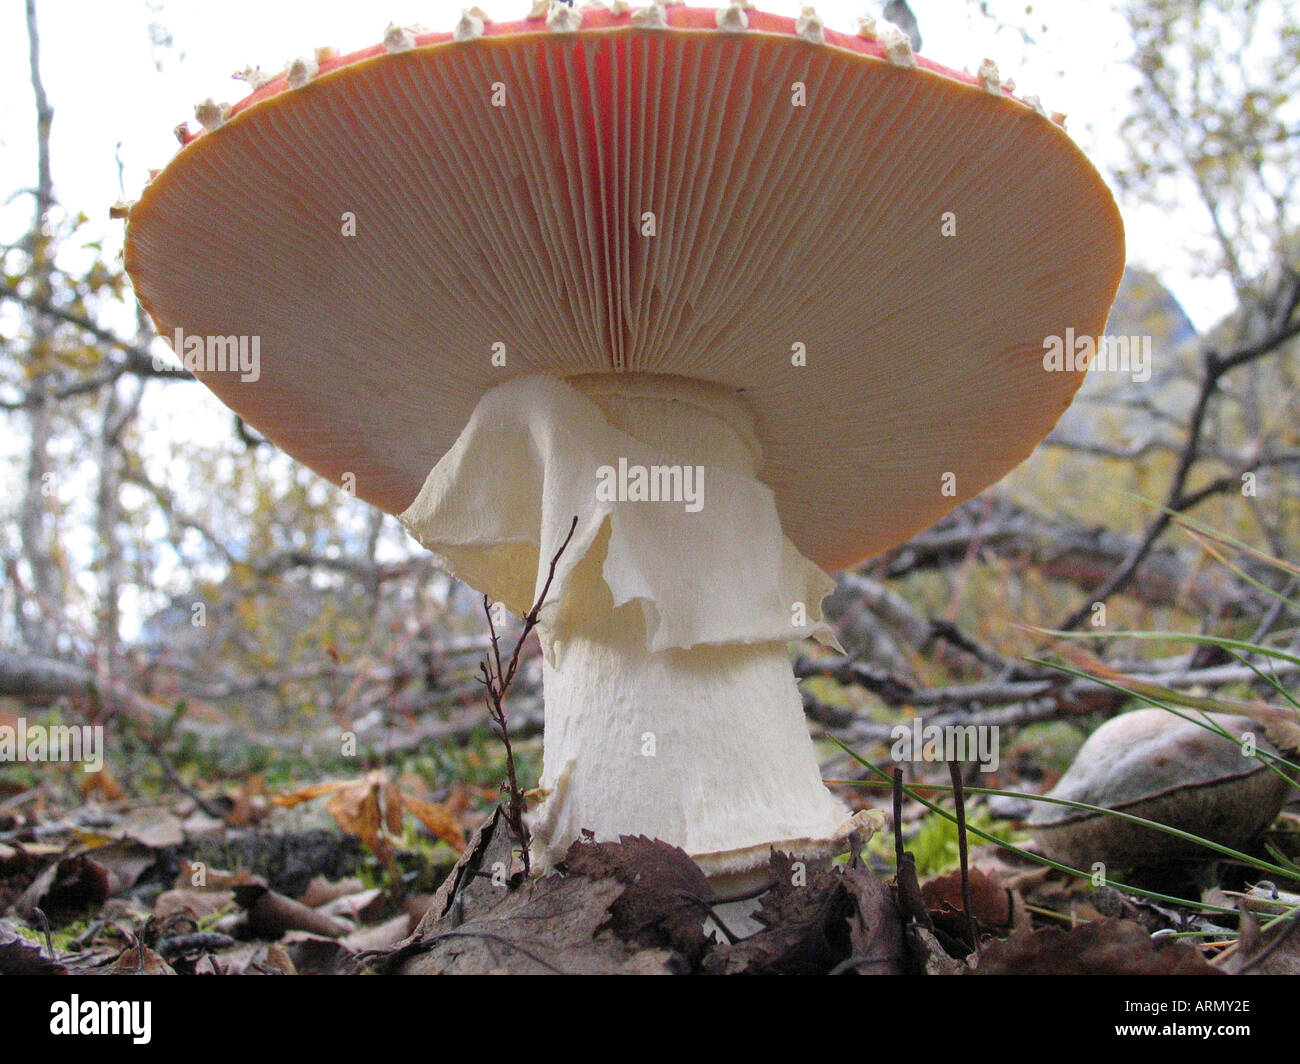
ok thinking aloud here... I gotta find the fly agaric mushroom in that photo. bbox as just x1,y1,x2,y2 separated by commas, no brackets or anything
124,4,1125,891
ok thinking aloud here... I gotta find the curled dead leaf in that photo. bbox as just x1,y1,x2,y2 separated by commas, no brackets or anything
971,918,1220,975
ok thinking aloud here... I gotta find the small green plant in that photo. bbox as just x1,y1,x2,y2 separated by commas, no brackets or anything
878,802,1026,879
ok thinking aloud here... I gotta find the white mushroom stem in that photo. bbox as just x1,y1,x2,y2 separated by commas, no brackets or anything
532,581,856,885
400,374,872,888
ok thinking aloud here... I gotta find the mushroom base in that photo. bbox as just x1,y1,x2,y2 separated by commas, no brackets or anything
528,540,867,881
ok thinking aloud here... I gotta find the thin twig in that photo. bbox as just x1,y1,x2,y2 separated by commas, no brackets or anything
31,908,55,960
890,769,936,936
1058,282,1299,632
478,516,579,876
947,761,979,955
892,768,905,874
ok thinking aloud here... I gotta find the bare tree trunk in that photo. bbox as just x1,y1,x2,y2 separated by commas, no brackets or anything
17,0,60,656
94,378,144,679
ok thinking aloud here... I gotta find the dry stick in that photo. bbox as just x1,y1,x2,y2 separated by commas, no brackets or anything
892,768,906,873
1058,277,1300,633
479,610,525,868
947,761,979,955
150,740,226,821
478,515,579,876
801,654,1300,748
891,768,935,935
31,907,56,961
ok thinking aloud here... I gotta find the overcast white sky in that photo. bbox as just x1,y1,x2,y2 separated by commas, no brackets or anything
0,0,1235,332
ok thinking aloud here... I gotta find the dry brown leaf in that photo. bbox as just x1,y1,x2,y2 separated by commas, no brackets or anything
907,924,970,975
258,942,297,974
105,942,176,975
174,859,259,891
154,887,235,923
300,876,367,908
316,888,385,923
559,835,713,964
272,779,352,808
341,913,412,954
841,865,907,975
399,792,467,851
972,917,1221,975
80,770,125,803
413,808,515,940
379,813,687,974
227,773,267,826
703,854,849,976
278,770,467,857
0,919,66,975
114,808,185,849
279,931,354,975
382,781,404,837
79,840,156,895
1220,907,1300,975
400,876,675,975
14,852,112,921
69,828,118,847
324,776,393,873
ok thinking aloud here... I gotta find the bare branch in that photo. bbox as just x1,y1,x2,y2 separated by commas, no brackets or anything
477,515,580,876
1056,277,1300,631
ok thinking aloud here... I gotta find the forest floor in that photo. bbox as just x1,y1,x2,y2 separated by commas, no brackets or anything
3,761,1296,976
